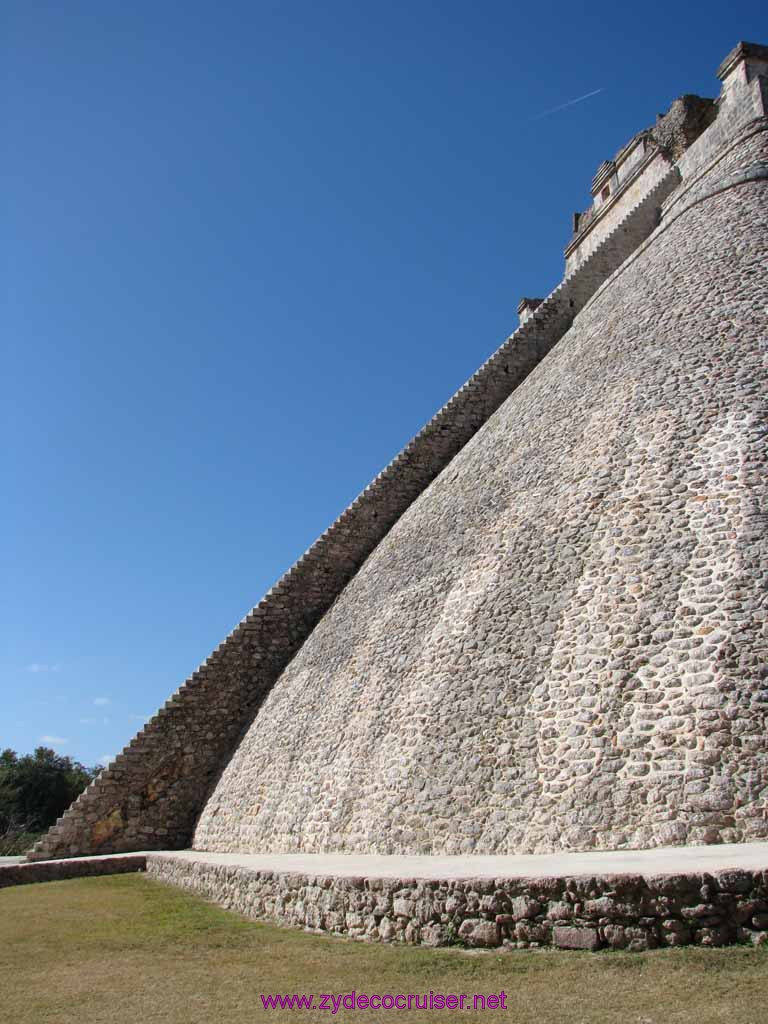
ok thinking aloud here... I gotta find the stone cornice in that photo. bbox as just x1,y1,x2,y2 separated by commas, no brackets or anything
716,41,768,82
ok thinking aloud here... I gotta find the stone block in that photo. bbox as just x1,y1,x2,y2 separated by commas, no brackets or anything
512,895,542,920
553,926,602,951
458,919,499,948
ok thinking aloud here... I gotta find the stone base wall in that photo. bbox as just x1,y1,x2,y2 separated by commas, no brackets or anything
145,855,768,951
0,854,146,889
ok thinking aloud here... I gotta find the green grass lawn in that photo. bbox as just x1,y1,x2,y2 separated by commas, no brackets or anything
1,873,766,1023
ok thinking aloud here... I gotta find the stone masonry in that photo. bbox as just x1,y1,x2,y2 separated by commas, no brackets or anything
194,114,768,856
30,41,768,866
146,854,768,951
4,848,767,952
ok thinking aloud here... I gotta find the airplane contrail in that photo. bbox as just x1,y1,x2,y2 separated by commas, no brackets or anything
530,87,604,121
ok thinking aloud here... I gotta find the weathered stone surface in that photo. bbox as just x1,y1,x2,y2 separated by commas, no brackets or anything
195,114,768,857
0,854,146,888
602,925,657,952
143,854,768,950
553,926,602,951
28,40,768,868
458,919,499,948
512,896,542,920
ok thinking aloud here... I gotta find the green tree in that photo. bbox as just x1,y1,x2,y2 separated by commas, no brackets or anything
0,747,101,832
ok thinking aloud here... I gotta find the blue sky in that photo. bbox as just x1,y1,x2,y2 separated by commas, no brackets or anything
3,1,765,767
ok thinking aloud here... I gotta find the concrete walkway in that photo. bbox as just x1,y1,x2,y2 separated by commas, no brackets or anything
154,841,768,880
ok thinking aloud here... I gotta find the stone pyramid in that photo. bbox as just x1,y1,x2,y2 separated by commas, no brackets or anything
30,40,768,863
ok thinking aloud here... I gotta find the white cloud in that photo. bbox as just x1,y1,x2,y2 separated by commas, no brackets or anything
99,754,116,767
27,663,60,674
40,735,68,746
93,697,111,706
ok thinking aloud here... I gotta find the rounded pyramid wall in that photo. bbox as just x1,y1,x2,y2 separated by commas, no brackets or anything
194,127,768,856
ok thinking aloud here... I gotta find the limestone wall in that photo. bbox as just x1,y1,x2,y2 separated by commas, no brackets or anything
194,118,768,857
677,46,767,181
146,855,768,950
29,152,679,862
29,44,768,863
0,854,146,888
